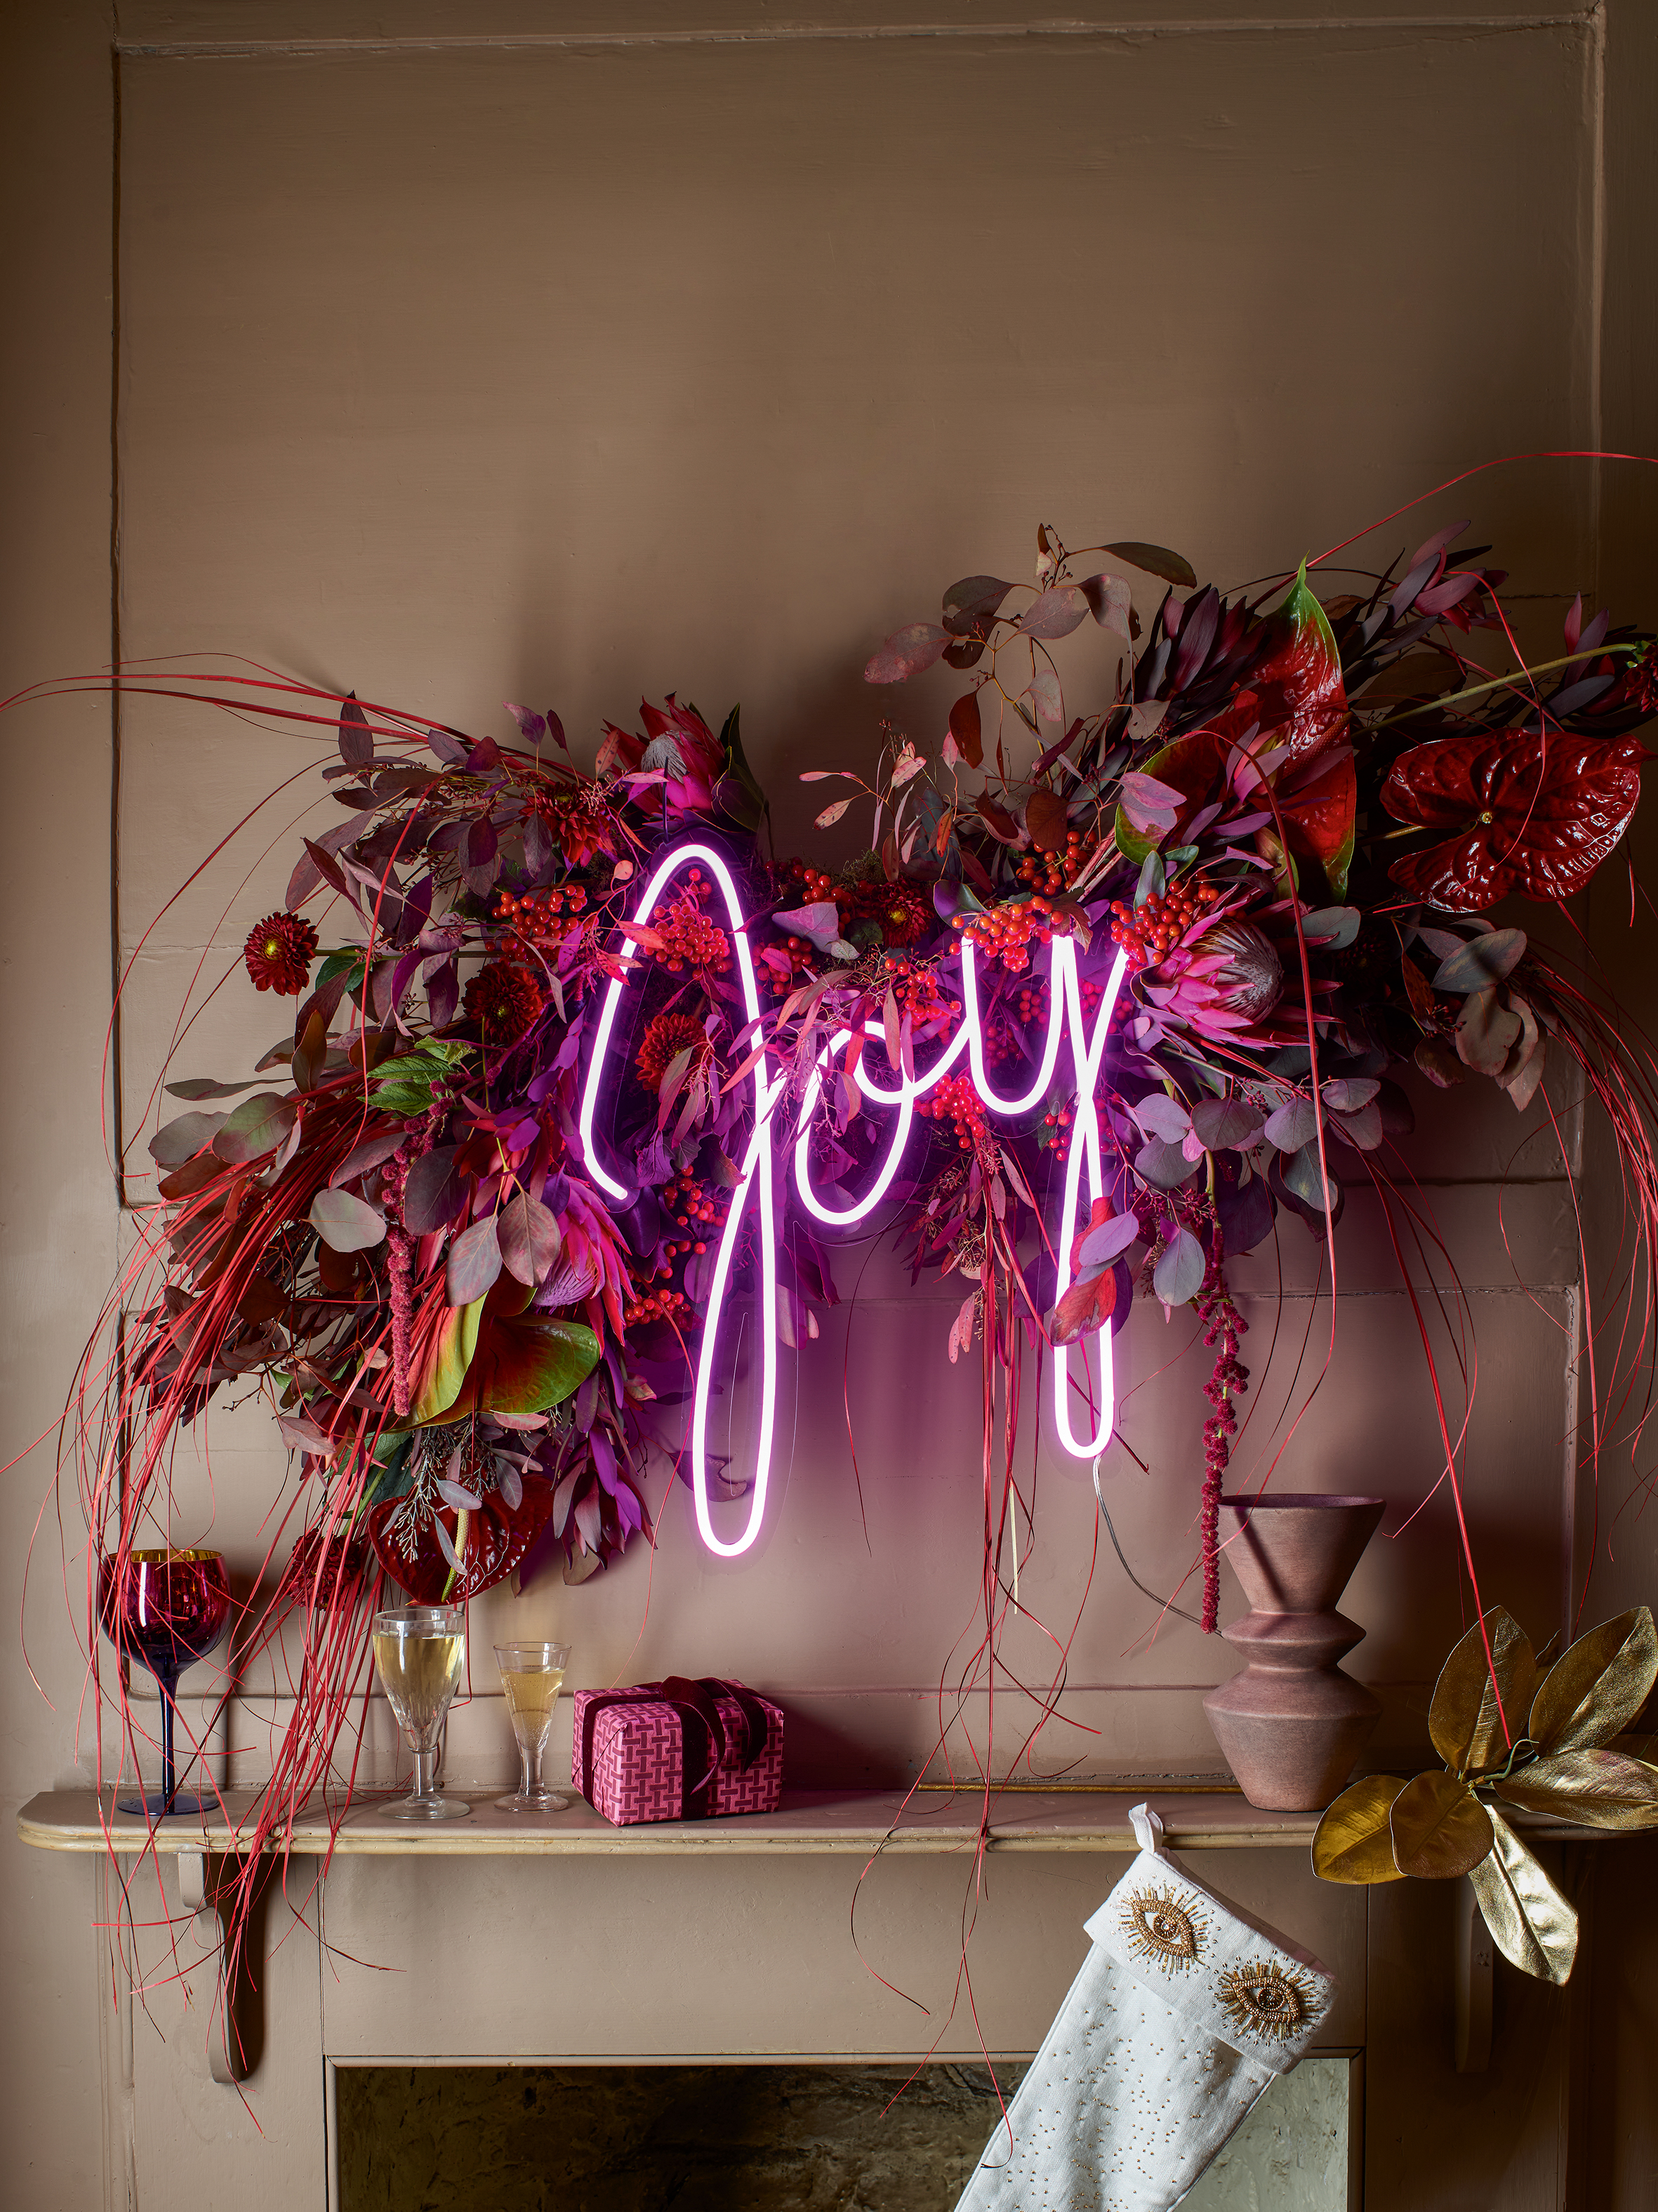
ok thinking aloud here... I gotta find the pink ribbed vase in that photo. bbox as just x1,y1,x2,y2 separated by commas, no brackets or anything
1202,1493,1386,1812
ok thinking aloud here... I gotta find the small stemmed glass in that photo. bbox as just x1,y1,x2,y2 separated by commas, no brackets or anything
99,1548,233,1817
372,1605,472,1820
495,1641,570,1813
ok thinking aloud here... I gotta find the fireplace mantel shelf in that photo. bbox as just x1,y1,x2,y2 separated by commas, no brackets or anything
17,1784,1596,1858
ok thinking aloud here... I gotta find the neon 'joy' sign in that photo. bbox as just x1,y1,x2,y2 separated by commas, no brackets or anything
578,843,1129,1558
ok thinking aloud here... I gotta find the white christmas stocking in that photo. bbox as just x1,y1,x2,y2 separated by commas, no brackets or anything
954,1803,1337,2212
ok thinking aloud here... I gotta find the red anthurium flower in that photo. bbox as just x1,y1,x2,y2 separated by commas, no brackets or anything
1382,728,1644,910
1209,562,1347,771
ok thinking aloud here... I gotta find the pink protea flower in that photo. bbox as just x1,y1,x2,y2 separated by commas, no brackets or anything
1130,901,1329,1052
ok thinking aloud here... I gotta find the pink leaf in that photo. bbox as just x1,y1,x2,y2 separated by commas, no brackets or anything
864,624,949,685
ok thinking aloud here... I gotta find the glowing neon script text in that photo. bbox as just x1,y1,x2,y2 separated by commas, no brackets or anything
577,845,1129,1556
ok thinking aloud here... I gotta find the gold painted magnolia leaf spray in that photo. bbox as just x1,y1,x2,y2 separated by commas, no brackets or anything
1312,1603,1658,1982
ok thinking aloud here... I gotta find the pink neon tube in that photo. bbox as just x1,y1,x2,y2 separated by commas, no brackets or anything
1049,943,1131,1456
576,842,781,1557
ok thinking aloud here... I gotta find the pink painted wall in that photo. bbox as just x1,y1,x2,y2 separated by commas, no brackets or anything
4,4,1657,2202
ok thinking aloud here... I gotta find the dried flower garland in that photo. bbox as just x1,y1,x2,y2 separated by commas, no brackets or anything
29,500,1658,1980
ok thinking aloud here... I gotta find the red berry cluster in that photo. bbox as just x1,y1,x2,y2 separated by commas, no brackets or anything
658,1170,729,1261
881,953,960,1030
1038,1101,1075,1160
1015,826,1099,894
654,870,733,976
765,936,820,999
917,1073,988,1152
624,1283,691,1327
952,895,1056,974
493,884,588,946
1108,880,1221,970
779,858,837,903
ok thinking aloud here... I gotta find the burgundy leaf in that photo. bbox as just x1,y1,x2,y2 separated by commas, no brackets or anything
1103,541,1197,590
148,1110,226,1166
498,1191,562,1286
948,691,983,768
941,576,1014,635
1079,571,1133,636
404,1145,464,1233
338,691,373,766
212,1092,299,1163
447,1214,504,1305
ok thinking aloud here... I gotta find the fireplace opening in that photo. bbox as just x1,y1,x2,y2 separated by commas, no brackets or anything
334,2055,1353,2210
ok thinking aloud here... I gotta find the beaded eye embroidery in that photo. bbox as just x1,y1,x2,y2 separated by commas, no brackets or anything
1120,1884,1206,1974
1216,1958,1315,2041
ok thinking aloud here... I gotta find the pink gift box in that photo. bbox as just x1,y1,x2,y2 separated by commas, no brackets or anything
571,1676,784,1825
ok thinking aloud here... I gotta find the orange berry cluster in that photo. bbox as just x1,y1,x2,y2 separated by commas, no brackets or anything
952,895,1056,974
917,1073,988,1152
493,884,588,946
1016,826,1099,895
1109,880,1221,969
655,870,733,976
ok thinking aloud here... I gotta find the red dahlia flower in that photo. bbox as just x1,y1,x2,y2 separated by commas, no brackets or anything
463,960,545,1042
243,911,319,994
635,1011,712,1092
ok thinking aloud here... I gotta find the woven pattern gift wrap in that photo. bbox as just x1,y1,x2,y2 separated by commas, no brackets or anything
571,1676,783,1826
955,1803,1337,2212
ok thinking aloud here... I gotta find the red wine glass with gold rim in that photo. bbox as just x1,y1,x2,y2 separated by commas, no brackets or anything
98,1549,232,1816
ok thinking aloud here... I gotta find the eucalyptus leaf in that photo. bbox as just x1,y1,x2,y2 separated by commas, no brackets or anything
309,1187,387,1254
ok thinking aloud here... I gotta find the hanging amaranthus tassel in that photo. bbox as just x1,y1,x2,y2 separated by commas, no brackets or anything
381,1106,442,1418
1194,1223,1249,1633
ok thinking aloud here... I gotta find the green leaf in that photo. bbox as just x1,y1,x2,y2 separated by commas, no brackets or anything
410,1296,485,1424
425,1313,600,1425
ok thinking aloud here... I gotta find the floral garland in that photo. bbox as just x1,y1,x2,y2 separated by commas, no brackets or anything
52,513,1658,1928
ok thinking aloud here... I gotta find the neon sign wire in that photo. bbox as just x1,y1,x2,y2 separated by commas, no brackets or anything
577,842,1129,1557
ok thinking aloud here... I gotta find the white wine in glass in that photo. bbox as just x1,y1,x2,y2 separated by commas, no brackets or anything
373,1605,472,1820
494,1641,571,1812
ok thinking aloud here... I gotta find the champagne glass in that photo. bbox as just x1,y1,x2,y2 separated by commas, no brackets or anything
494,1641,570,1812
372,1605,472,1820
98,1549,233,1817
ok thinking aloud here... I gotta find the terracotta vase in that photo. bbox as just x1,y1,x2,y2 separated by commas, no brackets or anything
1202,1492,1386,1811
